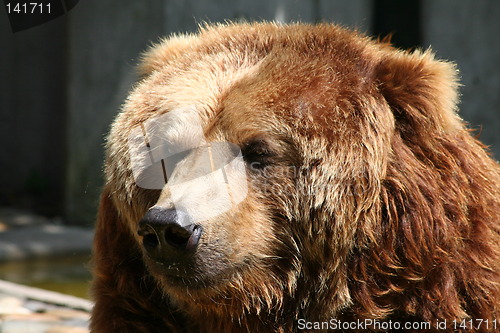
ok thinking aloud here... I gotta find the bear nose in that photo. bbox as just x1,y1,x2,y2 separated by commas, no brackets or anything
138,208,203,259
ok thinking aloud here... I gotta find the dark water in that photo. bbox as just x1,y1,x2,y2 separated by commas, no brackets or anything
0,255,92,299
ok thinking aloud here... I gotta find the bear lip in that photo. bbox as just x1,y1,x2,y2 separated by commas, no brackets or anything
143,252,237,290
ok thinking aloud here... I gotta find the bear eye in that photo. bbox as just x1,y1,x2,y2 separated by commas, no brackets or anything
241,138,274,170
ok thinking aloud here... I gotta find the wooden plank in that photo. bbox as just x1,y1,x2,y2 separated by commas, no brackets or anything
0,280,92,312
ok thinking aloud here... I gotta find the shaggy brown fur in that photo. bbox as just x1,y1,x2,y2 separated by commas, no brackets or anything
90,22,500,332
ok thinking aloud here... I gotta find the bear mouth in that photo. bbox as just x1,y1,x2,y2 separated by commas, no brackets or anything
143,251,233,290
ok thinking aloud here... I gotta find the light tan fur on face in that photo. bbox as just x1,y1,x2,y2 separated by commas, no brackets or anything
91,22,500,333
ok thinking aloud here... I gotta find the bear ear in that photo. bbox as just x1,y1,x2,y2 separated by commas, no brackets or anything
375,48,463,136
138,33,198,77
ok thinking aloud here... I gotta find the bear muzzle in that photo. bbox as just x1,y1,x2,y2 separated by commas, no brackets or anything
138,207,203,264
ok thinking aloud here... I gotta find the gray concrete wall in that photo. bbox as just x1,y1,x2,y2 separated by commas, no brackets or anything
162,0,371,33
422,1,500,159
0,16,66,216
319,0,372,32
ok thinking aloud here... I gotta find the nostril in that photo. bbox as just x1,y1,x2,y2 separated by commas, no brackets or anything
164,224,203,251
164,224,191,249
138,225,160,250
143,233,159,250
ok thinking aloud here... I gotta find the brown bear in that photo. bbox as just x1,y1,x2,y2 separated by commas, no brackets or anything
90,22,500,332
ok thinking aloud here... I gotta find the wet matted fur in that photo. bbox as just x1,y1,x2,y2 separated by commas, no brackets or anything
90,22,500,332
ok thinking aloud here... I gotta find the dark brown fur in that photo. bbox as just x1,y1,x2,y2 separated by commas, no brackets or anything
90,22,500,332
